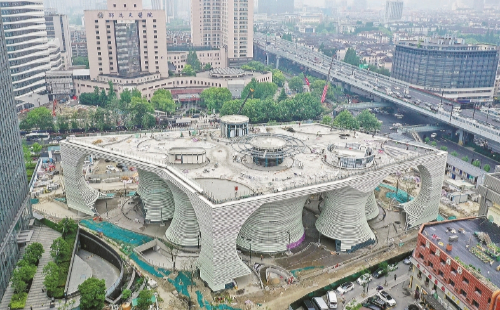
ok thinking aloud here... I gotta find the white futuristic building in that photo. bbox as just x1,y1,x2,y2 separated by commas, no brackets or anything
61,120,446,291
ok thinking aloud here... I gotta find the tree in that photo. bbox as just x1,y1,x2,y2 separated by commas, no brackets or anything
79,92,97,106
431,141,437,147
462,156,469,162
288,76,304,93
200,87,233,112
472,160,481,167
484,164,491,172
57,218,77,239
32,143,42,154
136,289,154,310
50,237,71,264
343,48,361,66
120,89,132,105
440,146,448,151
131,88,142,99
23,242,44,265
186,50,201,71
107,81,116,103
334,110,359,130
24,107,54,131
356,109,381,132
451,151,458,157
203,63,212,71
122,289,131,300
78,278,106,310
425,137,430,144
72,56,89,68
271,69,286,87
56,115,70,133
277,88,287,102
181,64,196,76
242,78,278,100
129,97,155,128
322,115,333,125
43,262,60,295
151,89,176,114
142,113,157,129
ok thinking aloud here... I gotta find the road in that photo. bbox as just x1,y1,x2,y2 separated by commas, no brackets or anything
254,33,500,150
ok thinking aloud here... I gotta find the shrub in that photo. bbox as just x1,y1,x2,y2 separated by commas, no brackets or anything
462,156,469,162
440,146,448,151
9,293,27,309
122,289,131,300
484,164,491,172
431,141,437,147
451,151,458,157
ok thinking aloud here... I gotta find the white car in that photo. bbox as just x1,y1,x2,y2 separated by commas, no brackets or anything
106,165,114,169
337,282,354,294
430,133,437,138
356,274,372,285
378,290,396,307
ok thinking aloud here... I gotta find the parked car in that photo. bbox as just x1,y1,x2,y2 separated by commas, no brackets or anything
403,256,411,265
357,274,372,285
378,291,396,307
116,163,124,168
372,268,387,279
366,297,388,309
106,165,115,170
327,291,337,309
337,282,354,294
54,136,63,141
364,304,384,310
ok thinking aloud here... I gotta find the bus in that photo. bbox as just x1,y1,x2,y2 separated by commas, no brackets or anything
26,132,50,142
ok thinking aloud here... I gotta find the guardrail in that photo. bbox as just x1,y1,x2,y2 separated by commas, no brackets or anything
64,227,80,297
86,171,137,180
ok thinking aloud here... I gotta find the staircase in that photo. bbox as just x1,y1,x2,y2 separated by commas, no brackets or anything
24,226,62,309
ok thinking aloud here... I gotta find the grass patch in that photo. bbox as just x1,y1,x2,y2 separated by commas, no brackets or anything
9,292,27,309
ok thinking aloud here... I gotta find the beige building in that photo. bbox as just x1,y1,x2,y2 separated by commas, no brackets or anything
191,0,253,66
84,0,168,79
168,48,227,73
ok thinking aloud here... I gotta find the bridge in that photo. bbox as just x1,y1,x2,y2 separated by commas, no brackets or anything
254,34,500,151
397,125,444,133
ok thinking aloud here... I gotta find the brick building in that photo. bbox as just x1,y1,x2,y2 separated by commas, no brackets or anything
409,218,500,310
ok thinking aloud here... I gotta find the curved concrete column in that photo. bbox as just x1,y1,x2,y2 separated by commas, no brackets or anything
316,187,375,252
164,182,200,247
365,191,379,221
60,143,100,215
403,159,445,229
237,196,308,253
137,169,175,222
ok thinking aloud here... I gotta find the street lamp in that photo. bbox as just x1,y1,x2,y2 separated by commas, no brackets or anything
286,231,291,252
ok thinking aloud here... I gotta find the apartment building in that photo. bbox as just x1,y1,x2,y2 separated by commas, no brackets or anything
45,12,72,69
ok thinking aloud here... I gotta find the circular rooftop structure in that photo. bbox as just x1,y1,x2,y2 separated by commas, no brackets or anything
209,68,246,78
231,133,306,167
220,115,249,138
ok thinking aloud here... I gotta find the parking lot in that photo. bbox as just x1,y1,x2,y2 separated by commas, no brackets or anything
296,260,416,310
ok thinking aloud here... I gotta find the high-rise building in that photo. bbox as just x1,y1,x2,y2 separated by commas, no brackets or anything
191,0,253,66
84,0,169,79
45,12,73,69
384,0,403,23
392,37,499,103
152,0,177,22
0,10,32,299
258,0,294,15
0,0,51,98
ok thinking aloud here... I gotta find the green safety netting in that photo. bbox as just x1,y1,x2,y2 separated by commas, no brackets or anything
80,219,153,246
168,271,192,297
129,253,171,278
375,183,413,204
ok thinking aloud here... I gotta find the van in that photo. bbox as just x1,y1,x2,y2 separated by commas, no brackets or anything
327,291,338,309
312,297,329,310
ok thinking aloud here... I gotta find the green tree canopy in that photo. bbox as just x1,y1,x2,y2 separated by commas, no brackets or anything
200,87,233,112
78,278,106,310
79,92,98,106
277,88,287,102
203,63,212,71
23,107,54,131
23,242,44,265
451,151,458,157
42,262,60,295
322,115,333,125
50,237,71,264
32,143,42,154
57,218,77,239
186,50,201,71
137,289,154,310
129,97,155,128
120,89,132,105
334,110,359,130
356,110,381,132
242,78,278,100
288,76,304,93
343,48,361,66
72,56,89,68
181,64,196,76
484,164,491,172
131,88,142,99
151,89,176,114
462,156,469,162
271,69,285,87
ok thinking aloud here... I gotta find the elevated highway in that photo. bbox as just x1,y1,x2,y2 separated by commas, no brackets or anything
254,34,500,151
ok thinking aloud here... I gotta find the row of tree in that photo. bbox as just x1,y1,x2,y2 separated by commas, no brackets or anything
322,109,382,132
20,83,177,132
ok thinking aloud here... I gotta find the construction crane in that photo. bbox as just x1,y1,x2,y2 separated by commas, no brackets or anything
321,55,337,104
238,88,254,114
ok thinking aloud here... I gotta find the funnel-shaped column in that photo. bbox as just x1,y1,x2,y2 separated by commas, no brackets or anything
237,197,308,253
316,187,375,252
137,169,175,222
365,191,379,221
164,182,200,247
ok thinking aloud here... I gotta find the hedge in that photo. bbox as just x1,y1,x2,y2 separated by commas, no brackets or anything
9,292,27,309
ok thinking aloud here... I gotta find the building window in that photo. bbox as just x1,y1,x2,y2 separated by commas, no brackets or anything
95,20,98,23
475,288,481,296
449,279,455,287
134,4,137,7
428,261,433,268
438,270,444,278
472,300,479,309
113,4,116,7
463,277,469,285
124,4,126,7
460,289,467,298
419,253,424,260
451,268,456,275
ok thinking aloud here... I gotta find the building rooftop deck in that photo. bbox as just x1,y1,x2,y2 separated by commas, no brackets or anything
422,218,500,290
70,123,433,202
